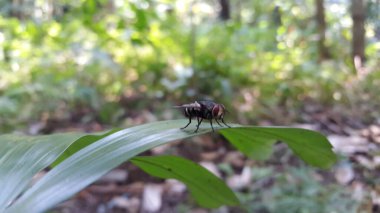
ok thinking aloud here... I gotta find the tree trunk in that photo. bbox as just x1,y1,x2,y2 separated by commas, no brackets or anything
10,0,24,19
219,0,230,21
351,0,366,63
272,6,282,27
315,0,330,60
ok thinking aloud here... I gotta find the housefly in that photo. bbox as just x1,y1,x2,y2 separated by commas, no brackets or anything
174,100,231,132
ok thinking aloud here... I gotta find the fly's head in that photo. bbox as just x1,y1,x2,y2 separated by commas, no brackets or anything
211,103,226,119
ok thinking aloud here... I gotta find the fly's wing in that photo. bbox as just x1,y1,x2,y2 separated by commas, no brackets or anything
197,100,217,119
173,102,201,109
197,100,215,111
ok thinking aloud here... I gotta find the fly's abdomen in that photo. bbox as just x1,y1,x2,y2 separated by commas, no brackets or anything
184,107,199,118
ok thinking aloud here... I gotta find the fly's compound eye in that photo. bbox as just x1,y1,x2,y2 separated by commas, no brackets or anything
212,104,223,118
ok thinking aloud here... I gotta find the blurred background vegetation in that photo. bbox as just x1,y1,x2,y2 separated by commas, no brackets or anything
0,0,380,212
0,0,379,133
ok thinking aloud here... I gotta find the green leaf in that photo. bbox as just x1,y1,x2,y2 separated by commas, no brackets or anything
220,127,337,169
0,120,336,213
221,127,275,160
5,120,212,213
50,129,121,167
0,133,84,209
131,155,240,208
0,130,116,210
130,3,149,31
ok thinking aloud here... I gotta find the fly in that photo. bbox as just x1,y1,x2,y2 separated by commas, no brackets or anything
174,100,231,132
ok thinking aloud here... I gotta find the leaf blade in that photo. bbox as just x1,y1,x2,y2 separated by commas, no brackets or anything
221,127,275,160
0,130,116,210
50,129,121,167
6,120,212,213
220,127,337,169
131,155,240,208
2,120,336,213
0,133,84,209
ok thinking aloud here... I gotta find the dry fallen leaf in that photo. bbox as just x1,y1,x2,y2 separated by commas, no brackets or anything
227,166,251,190
142,184,164,212
328,135,369,154
334,163,354,185
110,196,140,213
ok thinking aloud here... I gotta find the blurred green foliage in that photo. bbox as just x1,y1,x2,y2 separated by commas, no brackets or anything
0,0,379,131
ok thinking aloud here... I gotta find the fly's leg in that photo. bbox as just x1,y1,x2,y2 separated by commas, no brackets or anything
181,117,192,129
215,119,223,127
194,117,203,133
209,119,215,132
221,118,231,128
